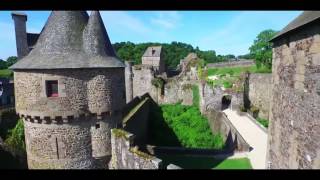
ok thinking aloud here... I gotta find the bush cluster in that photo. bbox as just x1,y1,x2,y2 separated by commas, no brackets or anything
160,104,225,149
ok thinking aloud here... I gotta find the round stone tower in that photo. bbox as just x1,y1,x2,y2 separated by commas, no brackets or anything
9,11,126,169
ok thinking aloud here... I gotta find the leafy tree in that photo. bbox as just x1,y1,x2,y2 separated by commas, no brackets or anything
0,59,7,69
6,56,18,67
113,41,229,69
249,29,277,69
237,53,254,59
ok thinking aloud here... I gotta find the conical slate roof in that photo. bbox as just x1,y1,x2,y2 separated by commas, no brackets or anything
10,11,124,70
270,11,320,42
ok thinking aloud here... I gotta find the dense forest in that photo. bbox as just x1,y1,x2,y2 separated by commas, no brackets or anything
113,41,241,69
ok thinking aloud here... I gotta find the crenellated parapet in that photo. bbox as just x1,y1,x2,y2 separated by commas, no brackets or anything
18,110,122,124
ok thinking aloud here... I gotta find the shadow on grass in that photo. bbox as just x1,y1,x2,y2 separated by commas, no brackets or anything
156,154,226,169
0,148,27,169
147,99,181,147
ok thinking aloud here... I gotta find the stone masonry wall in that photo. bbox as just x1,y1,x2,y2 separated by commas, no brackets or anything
132,66,157,101
204,108,251,152
123,95,150,145
110,129,163,169
24,120,96,169
207,60,254,68
267,23,320,169
14,68,125,119
14,68,126,169
249,73,272,119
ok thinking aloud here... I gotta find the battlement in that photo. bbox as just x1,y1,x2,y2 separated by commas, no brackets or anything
18,110,122,124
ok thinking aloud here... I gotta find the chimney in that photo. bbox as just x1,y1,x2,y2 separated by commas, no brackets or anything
12,12,29,60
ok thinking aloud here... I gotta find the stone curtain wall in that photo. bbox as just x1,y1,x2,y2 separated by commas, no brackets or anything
123,94,151,145
131,65,195,105
268,23,320,169
207,60,254,68
132,66,157,101
248,74,272,119
110,129,163,169
158,78,194,105
204,109,251,152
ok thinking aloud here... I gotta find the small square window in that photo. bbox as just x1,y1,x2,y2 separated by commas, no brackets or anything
95,123,100,129
46,80,59,97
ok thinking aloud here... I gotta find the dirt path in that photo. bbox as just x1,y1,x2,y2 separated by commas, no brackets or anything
223,109,268,169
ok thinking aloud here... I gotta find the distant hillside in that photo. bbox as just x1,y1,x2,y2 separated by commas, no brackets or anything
113,41,239,69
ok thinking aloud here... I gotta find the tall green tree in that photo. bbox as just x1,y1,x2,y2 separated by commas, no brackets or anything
113,41,229,69
6,56,18,67
249,29,278,69
0,59,7,69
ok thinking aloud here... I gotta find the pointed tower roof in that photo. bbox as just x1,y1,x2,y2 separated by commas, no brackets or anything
10,11,124,70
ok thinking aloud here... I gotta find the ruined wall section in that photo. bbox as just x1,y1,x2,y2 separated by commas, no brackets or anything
204,109,251,152
248,73,272,119
110,129,163,169
207,60,254,68
268,24,320,169
132,66,157,101
122,95,150,145
157,78,194,105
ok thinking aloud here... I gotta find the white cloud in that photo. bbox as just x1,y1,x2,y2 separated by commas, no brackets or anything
100,11,152,35
150,11,181,29
197,11,301,55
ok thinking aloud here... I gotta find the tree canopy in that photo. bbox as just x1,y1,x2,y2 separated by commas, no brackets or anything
0,56,18,70
249,29,278,69
113,41,234,69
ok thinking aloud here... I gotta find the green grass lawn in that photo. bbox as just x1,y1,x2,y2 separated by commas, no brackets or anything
149,103,225,149
207,65,271,77
158,154,252,169
0,69,12,78
206,65,271,89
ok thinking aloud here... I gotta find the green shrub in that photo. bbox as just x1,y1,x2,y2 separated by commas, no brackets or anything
149,103,225,149
4,119,25,155
0,109,19,139
239,105,247,112
151,77,165,89
222,81,233,88
257,118,269,128
192,85,200,108
250,106,259,114
182,84,193,90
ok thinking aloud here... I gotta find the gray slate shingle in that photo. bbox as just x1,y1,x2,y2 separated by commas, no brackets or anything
10,11,124,70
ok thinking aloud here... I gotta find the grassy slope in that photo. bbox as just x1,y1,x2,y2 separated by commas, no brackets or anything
0,69,12,78
207,65,271,77
206,65,271,89
158,154,252,169
158,104,224,149
214,158,252,169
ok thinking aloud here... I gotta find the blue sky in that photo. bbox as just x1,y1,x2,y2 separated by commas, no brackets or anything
0,11,301,60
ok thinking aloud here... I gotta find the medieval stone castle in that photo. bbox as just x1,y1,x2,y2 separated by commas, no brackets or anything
8,11,320,169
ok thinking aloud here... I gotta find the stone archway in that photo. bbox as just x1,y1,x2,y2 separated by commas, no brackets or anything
221,94,232,110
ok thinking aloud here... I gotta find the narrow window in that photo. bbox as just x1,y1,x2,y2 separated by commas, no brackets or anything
95,123,100,129
55,137,59,159
46,80,59,97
